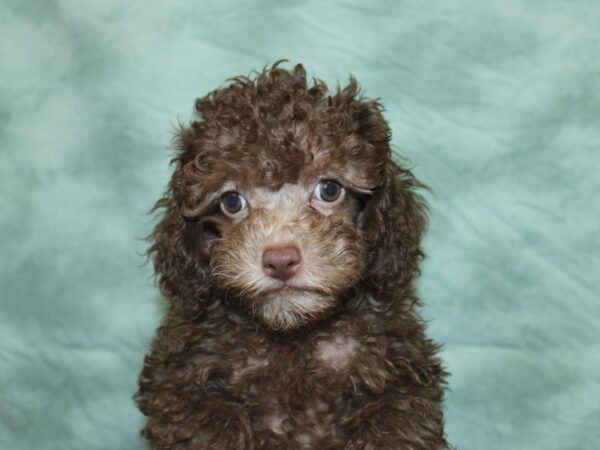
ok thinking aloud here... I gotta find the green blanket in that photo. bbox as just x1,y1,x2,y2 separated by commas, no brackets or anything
1,1,599,449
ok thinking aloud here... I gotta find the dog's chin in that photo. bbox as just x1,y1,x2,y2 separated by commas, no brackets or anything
252,288,338,332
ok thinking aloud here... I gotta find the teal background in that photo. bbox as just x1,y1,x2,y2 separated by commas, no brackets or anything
1,1,599,449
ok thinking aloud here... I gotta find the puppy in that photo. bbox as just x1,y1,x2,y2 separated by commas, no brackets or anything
135,62,448,450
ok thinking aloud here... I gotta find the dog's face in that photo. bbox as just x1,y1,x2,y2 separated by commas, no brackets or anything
151,64,426,331
212,181,365,330
203,171,374,331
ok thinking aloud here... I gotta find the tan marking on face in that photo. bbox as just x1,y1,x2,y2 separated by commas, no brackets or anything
247,183,311,211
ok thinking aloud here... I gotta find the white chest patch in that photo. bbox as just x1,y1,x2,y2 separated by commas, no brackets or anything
314,335,359,370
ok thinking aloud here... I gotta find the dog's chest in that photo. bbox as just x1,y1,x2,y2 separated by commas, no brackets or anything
232,334,360,379
231,335,361,441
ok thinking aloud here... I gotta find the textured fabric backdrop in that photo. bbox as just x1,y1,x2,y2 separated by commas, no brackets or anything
1,1,599,449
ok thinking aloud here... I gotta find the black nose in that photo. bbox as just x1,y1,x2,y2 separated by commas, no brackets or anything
262,246,302,281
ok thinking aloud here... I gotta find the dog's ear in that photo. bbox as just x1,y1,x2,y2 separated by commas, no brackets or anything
147,128,212,312
337,86,429,301
363,161,429,303
147,197,211,312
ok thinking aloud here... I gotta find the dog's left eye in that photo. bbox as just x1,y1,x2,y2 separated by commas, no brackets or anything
220,192,247,216
314,180,344,203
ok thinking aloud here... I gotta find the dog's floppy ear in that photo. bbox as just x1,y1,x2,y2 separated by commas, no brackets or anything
147,127,212,311
364,162,428,302
338,85,429,301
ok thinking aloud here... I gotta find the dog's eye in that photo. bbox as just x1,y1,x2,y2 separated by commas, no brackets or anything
220,192,247,216
314,180,344,203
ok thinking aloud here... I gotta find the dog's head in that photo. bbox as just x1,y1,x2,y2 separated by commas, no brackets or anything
150,63,427,331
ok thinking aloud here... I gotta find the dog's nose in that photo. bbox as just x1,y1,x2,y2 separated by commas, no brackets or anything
262,246,302,282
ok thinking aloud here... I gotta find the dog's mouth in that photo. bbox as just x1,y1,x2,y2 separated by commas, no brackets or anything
253,287,338,331
262,285,326,299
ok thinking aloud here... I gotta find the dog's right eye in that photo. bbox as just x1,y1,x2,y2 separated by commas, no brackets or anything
220,192,247,217
313,180,345,204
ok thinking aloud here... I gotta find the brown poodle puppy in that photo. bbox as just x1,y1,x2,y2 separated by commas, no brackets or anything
135,62,448,450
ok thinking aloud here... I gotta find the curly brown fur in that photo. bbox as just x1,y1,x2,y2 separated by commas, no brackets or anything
135,62,448,449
